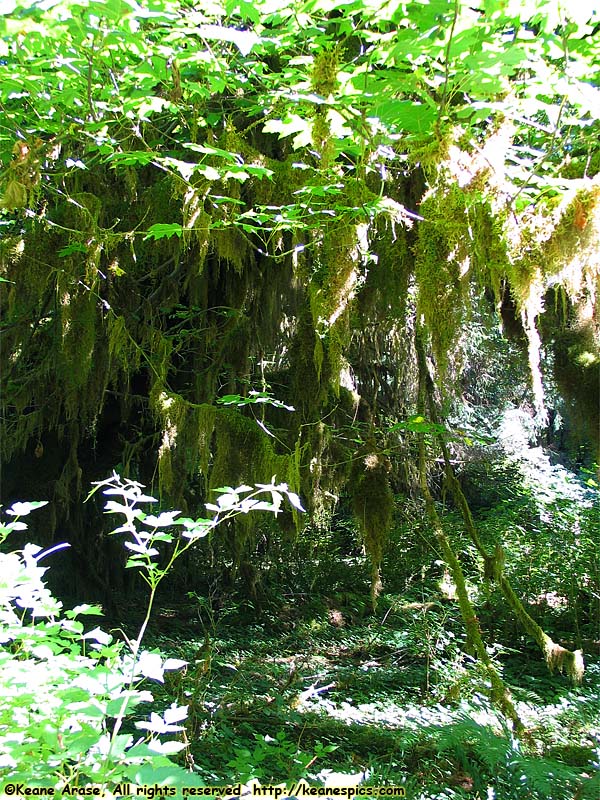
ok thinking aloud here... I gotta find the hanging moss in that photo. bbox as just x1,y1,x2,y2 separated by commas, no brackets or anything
553,325,600,459
135,177,184,268
210,406,294,495
541,187,600,281
310,46,340,162
407,134,599,421
505,185,600,323
59,290,97,418
357,219,411,322
65,192,102,230
305,213,370,399
208,406,300,564
107,313,141,375
150,382,304,555
319,223,363,320
210,227,251,274
502,184,600,415
469,200,509,300
414,183,469,377
182,186,211,263
150,387,218,505
3,96,599,610
288,305,331,418
351,452,394,609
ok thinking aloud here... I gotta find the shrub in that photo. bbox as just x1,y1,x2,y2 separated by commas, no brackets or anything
0,474,303,791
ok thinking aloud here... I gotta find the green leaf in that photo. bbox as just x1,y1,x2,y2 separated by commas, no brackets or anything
373,100,437,134
195,24,259,56
5,501,48,516
226,0,261,24
144,223,183,241
107,151,157,167
194,164,222,181
263,114,312,143
58,243,88,257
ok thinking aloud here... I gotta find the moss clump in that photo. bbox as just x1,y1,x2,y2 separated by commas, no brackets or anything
65,192,102,230
414,183,468,377
553,325,600,459
310,47,340,161
107,314,141,376
351,452,394,608
308,215,369,395
210,224,251,275
288,306,331,418
150,387,218,505
560,149,600,179
506,186,600,310
319,222,364,322
182,187,211,264
469,201,508,300
407,130,453,180
60,291,97,414
357,219,411,323
136,177,184,268
210,406,293,496
151,385,303,559
209,406,299,564
504,184,600,414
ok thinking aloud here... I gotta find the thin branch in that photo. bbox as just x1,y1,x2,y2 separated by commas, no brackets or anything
437,0,460,127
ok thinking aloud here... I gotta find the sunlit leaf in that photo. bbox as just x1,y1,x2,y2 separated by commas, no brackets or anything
195,24,259,56
144,223,183,241
6,501,48,517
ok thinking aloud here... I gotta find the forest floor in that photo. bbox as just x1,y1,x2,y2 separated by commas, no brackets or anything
134,592,600,800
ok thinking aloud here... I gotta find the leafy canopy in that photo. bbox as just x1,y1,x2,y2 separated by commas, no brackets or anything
1,0,599,225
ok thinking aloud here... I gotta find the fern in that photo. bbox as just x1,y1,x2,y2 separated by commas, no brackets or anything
411,699,596,799
508,753,579,798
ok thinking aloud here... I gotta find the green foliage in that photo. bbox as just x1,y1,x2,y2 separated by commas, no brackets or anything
226,732,336,784
145,588,599,798
455,435,600,643
0,496,194,788
2,485,598,796
145,224,184,242
0,475,303,789
1,0,599,544
405,701,600,799
0,3,599,790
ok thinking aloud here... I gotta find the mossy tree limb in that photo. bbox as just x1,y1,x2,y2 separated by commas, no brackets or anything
415,326,523,732
416,325,585,684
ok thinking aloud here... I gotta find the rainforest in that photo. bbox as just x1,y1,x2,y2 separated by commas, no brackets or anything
0,0,599,797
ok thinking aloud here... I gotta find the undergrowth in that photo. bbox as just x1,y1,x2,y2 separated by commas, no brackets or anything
145,589,600,799
1,470,599,799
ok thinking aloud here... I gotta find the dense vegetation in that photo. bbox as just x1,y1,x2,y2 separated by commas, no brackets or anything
0,0,599,797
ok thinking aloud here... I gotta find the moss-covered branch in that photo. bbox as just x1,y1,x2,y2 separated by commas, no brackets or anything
416,325,585,684
415,327,523,731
